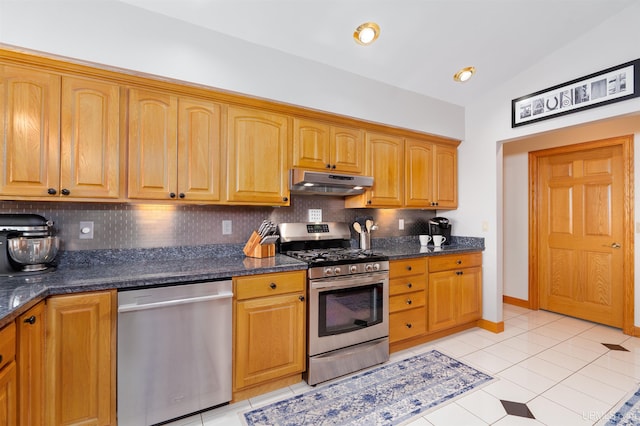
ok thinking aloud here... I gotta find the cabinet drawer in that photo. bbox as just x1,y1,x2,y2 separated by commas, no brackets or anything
235,270,306,300
390,258,426,279
390,309,426,342
390,276,426,296
389,291,426,313
428,252,482,272
0,322,16,371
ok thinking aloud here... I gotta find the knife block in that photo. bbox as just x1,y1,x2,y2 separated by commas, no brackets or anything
243,231,275,258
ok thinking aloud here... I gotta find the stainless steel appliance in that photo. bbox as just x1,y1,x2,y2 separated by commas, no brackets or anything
279,222,389,385
428,216,452,245
289,168,374,196
0,214,59,276
117,280,233,425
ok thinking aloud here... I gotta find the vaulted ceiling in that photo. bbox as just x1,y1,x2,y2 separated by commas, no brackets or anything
119,0,636,107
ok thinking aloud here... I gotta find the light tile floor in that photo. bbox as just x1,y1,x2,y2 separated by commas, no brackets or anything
163,304,640,425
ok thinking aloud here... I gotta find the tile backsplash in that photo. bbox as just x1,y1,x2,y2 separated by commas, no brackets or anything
0,196,439,251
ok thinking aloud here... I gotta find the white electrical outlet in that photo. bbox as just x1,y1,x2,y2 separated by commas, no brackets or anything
222,220,232,235
398,219,405,230
308,209,322,222
79,221,94,239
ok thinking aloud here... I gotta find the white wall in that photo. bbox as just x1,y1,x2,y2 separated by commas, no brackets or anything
445,2,640,324
0,0,464,140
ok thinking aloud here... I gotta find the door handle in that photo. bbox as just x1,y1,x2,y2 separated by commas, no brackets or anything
611,242,621,249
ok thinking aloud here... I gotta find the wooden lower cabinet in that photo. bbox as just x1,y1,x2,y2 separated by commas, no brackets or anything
45,291,116,426
233,270,306,400
389,258,427,346
17,302,45,426
0,322,17,426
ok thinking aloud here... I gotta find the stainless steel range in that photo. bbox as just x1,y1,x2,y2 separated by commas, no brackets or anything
278,222,389,385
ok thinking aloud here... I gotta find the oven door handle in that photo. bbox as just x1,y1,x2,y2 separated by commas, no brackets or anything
310,272,388,290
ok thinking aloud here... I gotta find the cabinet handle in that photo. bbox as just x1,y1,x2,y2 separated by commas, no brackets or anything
405,323,412,329
367,200,372,205
24,315,36,324
326,164,331,169
47,188,57,195
299,295,305,302
283,197,288,202
0,354,2,364
406,299,412,305
169,192,176,198
456,260,462,264
407,282,412,288
269,283,277,289
61,188,71,196
406,266,412,271
331,165,336,169
456,271,464,275
179,193,185,199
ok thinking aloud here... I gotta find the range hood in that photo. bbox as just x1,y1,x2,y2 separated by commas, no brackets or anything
289,169,373,196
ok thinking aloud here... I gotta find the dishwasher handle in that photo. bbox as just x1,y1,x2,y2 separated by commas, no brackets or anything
118,292,233,313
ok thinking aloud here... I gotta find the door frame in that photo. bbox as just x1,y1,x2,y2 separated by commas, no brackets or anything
528,135,635,335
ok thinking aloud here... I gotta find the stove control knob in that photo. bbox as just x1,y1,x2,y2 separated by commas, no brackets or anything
324,268,334,276
334,267,341,275
373,263,380,271
365,264,373,272
350,265,358,273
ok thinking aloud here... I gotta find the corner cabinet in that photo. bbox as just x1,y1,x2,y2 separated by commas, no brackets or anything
292,117,364,174
389,258,427,347
17,302,45,426
127,88,222,202
226,106,290,205
45,291,116,426
0,322,17,426
233,270,306,400
0,64,123,201
428,252,482,333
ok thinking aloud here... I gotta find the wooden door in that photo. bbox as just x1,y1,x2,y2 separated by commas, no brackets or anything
61,76,121,199
331,125,364,174
45,291,115,426
226,106,290,205
0,65,60,197
17,302,45,426
234,293,305,390
534,139,626,328
364,132,403,207
428,271,457,332
404,139,434,207
292,117,331,171
433,144,458,208
128,88,178,200
177,97,222,201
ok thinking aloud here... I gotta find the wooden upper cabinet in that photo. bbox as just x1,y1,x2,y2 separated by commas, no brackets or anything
346,132,403,208
61,76,122,199
433,143,458,209
0,64,123,200
292,118,364,174
226,106,290,205
0,65,61,197
128,88,222,202
405,139,458,209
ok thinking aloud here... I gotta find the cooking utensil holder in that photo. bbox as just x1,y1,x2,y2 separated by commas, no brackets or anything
359,232,371,250
243,231,275,258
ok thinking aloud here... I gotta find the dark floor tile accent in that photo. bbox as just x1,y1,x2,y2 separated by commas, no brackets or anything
603,343,629,351
501,400,535,419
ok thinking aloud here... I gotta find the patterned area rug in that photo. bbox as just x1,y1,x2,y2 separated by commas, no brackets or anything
605,387,640,425
242,349,494,426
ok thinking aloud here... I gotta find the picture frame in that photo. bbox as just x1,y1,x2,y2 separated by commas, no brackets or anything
511,58,640,127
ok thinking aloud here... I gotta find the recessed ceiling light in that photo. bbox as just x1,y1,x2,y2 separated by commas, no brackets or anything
453,66,476,82
354,22,380,45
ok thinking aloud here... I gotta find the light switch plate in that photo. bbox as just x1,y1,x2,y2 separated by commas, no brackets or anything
308,209,322,222
222,220,232,235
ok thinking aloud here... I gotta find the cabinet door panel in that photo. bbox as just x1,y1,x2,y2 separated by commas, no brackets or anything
234,293,305,389
390,309,426,343
364,132,403,207
177,98,222,201
18,302,45,426
405,140,434,207
45,291,114,426
428,272,458,332
331,126,364,174
226,107,289,204
0,65,60,197
61,76,121,199
458,267,483,324
292,118,330,170
0,361,17,426
128,88,178,199
434,144,458,208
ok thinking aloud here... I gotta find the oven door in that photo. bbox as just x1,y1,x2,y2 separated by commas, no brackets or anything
308,270,389,356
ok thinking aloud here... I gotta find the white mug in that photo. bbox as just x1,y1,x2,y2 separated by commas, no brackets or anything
419,235,431,246
433,235,447,247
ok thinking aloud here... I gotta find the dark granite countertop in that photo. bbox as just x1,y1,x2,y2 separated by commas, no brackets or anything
0,236,484,329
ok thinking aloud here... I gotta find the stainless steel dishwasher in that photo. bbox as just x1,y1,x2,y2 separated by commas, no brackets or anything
117,280,233,425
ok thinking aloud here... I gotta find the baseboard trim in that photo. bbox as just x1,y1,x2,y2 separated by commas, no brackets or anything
503,295,531,309
477,319,504,333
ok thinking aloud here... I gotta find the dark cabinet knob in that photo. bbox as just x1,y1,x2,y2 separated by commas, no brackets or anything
331,165,336,169
0,354,2,364
405,323,412,329
169,192,176,198
61,188,71,196
456,271,464,275
47,188,57,195
407,283,412,288
367,200,372,204
406,266,412,271
24,315,36,324
283,197,288,202
299,295,305,302
456,260,462,264
326,164,331,169
179,193,185,199
269,283,277,289
406,299,412,305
